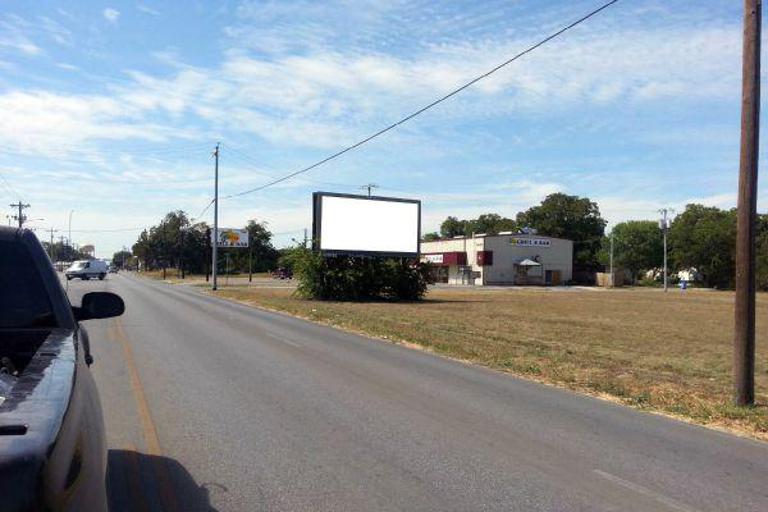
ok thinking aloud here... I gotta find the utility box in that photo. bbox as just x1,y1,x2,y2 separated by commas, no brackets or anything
597,271,624,288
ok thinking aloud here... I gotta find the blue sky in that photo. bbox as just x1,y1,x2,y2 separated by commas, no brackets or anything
0,0,763,257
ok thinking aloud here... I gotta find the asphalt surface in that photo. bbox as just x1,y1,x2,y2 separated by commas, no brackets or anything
65,274,768,512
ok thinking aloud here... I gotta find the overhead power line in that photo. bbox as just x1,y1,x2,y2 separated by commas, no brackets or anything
222,143,360,191
194,198,216,221
223,0,620,200
68,227,147,233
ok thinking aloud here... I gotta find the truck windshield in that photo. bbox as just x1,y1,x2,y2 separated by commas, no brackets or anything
0,240,58,329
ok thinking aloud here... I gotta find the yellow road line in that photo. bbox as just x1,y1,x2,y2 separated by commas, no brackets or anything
115,318,162,456
114,318,179,511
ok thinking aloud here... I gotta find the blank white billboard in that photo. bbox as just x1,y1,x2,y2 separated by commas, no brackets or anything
314,193,420,255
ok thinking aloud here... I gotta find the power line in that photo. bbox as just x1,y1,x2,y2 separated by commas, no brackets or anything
223,0,621,200
68,226,147,233
221,143,359,190
193,198,216,221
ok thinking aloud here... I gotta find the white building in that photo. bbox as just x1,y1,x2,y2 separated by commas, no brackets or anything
421,233,573,286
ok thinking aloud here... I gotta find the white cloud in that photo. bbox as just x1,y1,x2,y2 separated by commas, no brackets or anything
56,62,79,71
0,90,193,154
0,17,42,55
137,4,161,16
103,8,121,24
39,16,72,46
0,9,744,156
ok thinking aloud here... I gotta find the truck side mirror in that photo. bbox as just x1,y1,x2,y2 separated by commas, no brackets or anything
74,292,125,321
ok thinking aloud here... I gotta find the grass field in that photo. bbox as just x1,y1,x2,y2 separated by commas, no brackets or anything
205,285,768,439
139,269,272,282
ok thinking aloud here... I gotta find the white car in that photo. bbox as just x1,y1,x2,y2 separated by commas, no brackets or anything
65,260,108,281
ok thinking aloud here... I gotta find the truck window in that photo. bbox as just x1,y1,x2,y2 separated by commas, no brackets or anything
0,240,58,329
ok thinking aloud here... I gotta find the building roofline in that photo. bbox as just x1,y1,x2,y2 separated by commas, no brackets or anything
421,233,573,243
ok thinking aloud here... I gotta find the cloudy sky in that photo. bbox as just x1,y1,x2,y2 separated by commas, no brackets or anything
0,0,763,257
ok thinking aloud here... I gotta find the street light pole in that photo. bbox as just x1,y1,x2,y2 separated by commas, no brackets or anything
658,208,671,292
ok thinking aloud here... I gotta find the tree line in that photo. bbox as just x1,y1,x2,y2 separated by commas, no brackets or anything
425,193,606,268
127,210,280,274
604,205,768,289
41,240,93,262
427,193,768,290
125,196,768,290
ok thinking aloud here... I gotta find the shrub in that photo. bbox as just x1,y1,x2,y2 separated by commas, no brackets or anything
293,248,433,301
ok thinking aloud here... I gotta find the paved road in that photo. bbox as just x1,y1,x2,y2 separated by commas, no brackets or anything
66,274,768,512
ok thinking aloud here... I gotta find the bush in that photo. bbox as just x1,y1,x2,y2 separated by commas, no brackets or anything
293,249,434,301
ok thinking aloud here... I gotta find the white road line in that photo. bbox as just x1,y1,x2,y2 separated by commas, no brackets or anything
593,469,699,512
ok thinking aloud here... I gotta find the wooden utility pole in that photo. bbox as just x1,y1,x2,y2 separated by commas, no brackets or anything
48,228,58,260
248,241,253,283
9,202,30,228
212,143,220,291
734,0,761,406
361,183,378,197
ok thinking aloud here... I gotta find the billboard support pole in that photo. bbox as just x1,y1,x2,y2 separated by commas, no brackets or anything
212,143,219,291
249,242,253,283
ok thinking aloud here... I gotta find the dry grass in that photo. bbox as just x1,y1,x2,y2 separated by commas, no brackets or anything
138,269,270,283
205,285,768,440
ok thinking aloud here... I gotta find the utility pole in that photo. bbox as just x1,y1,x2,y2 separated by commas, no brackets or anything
48,228,58,260
248,241,253,283
303,228,308,248
734,0,761,407
361,183,378,197
658,208,671,292
10,202,30,228
180,227,185,279
68,210,74,261
212,143,220,291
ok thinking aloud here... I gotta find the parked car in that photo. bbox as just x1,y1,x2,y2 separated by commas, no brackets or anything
0,226,124,511
65,259,108,280
272,267,293,280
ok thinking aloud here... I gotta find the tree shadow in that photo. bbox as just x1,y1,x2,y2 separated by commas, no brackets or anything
108,449,223,512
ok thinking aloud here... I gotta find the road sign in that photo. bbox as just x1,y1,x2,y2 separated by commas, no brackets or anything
212,228,249,248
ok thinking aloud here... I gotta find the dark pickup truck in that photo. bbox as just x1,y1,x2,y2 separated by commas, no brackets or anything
0,226,124,511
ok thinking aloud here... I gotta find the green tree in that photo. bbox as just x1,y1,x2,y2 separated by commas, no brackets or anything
224,220,279,273
602,221,664,282
668,204,736,288
516,193,606,266
468,213,517,235
440,216,466,238
438,213,516,238
132,211,210,274
755,214,768,291
41,241,91,262
111,250,133,269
